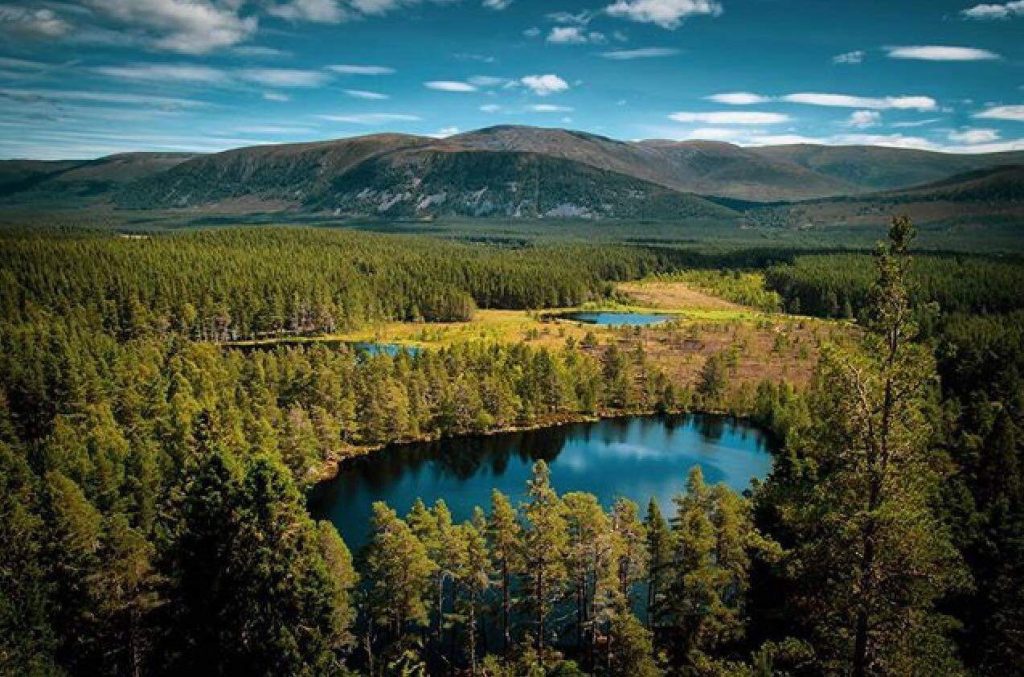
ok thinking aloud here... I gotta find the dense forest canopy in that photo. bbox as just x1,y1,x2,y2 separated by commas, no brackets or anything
1,222,1022,675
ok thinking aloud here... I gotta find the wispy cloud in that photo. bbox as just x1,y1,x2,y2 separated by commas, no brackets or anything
708,91,936,111
605,0,723,29
0,6,71,39
832,50,864,65
93,63,230,84
961,1,1024,20
327,64,395,75
317,113,422,124
705,92,770,105
0,87,207,109
529,104,574,113
268,0,349,24
948,128,1000,144
239,68,329,87
975,104,1024,121
886,45,1000,61
781,93,937,110
345,89,389,100
520,74,569,96
846,110,881,128
669,111,790,124
425,80,477,92
547,26,606,44
600,47,679,59
479,103,502,113
81,0,258,54
483,0,513,10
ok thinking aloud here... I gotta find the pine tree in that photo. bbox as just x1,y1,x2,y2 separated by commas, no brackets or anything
782,217,968,675
522,461,569,653
365,502,436,639
488,489,522,654
644,498,673,630
563,491,618,664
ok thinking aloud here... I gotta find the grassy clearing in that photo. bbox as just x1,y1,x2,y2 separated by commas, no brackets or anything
229,277,852,394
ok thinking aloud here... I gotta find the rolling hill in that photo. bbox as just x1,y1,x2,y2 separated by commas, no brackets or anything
1,125,1021,223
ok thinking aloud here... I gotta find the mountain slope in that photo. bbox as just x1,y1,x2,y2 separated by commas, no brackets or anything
0,153,196,205
456,126,856,200
118,134,736,219
313,146,737,219
3,125,1024,221
876,164,1024,202
752,144,1024,192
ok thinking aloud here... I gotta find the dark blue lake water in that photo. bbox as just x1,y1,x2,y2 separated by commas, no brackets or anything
308,414,775,552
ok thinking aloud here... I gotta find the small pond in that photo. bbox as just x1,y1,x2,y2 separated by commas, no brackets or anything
308,413,775,552
559,311,674,327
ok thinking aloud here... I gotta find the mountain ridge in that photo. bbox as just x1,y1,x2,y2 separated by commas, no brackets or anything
1,125,1022,221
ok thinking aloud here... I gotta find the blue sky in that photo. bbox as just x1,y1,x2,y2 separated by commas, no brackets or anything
0,0,1022,159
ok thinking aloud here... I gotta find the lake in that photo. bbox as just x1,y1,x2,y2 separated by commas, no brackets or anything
560,311,674,326
308,413,775,551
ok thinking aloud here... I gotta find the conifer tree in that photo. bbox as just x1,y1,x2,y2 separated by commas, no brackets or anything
522,461,569,653
487,489,522,654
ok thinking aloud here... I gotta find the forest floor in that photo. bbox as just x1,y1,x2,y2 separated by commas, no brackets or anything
229,279,852,390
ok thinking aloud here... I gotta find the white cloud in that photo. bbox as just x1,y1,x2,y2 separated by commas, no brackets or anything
520,74,569,96
317,113,421,124
232,45,290,58
890,118,940,128
685,127,746,141
482,0,513,9
605,0,723,29
529,104,574,113
433,126,460,137
236,124,316,135
523,26,541,38
263,91,291,102
782,92,937,111
948,128,1000,144
547,26,587,43
747,134,822,145
83,0,258,54
669,111,790,124
832,50,864,65
268,0,348,23
601,47,679,59
547,10,594,25
847,110,881,128
961,1,1024,20
975,104,1024,121
0,6,71,39
425,80,477,92
547,26,606,44
328,64,395,75
886,45,1000,61
239,68,329,87
0,87,205,109
467,76,509,87
93,63,229,84
345,89,389,100
479,103,502,113
706,91,769,105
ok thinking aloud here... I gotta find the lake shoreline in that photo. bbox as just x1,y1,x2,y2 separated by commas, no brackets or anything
312,404,767,484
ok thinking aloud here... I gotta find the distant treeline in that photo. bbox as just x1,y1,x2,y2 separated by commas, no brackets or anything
764,253,1024,319
0,228,678,339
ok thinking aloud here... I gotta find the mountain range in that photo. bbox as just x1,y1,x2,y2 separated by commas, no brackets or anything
1,125,1022,225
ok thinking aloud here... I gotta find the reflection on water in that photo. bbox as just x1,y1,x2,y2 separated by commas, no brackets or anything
308,413,774,551
561,311,673,326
